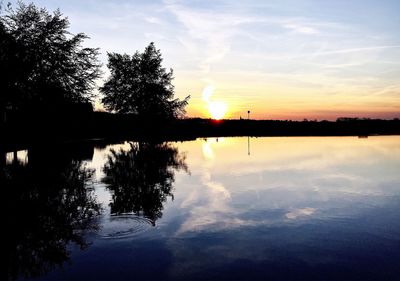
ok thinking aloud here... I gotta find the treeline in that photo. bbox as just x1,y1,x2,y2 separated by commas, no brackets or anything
2,114,400,151
158,118,400,137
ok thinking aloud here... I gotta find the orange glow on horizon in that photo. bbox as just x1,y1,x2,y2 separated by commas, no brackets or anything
174,74,400,121
184,107,400,121
183,93,400,121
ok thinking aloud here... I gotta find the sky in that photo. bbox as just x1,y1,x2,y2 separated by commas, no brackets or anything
7,0,400,120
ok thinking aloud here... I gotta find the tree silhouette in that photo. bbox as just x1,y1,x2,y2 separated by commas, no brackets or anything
3,147,100,281
102,142,188,224
0,2,101,113
100,43,190,119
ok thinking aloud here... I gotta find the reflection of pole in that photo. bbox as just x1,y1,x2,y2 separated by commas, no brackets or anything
247,111,251,155
248,136,250,156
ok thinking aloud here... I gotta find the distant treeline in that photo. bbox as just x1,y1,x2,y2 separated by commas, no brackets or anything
174,117,400,137
1,112,400,151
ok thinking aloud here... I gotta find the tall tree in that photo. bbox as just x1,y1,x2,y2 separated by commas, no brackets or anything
0,2,101,112
100,43,190,119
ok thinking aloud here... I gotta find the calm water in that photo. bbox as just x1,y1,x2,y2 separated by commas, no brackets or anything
4,136,400,281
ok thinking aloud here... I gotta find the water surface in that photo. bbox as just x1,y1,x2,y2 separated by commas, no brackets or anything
4,136,400,280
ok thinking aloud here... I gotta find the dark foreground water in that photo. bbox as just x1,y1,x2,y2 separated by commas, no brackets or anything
4,136,400,281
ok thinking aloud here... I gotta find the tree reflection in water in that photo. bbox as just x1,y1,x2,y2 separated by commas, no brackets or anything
3,147,101,281
102,142,188,224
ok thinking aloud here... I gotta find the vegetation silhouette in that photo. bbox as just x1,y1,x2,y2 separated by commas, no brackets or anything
3,145,100,281
0,2,100,117
102,142,188,224
100,42,190,119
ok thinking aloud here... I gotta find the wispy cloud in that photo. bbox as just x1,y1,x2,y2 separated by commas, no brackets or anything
164,0,258,73
313,45,400,56
285,207,316,219
162,0,337,102
283,23,319,34
144,16,162,25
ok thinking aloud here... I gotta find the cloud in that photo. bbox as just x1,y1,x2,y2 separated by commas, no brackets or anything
285,207,316,219
145,16,162,25
176,139,237,234
163,0,262,73
283,23,319,34
313,45,400,56
176,172,234,234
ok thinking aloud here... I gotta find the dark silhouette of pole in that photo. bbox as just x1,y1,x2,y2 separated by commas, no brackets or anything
247,110,250,120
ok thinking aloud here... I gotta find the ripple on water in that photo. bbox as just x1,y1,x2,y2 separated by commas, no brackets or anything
99,214,154,240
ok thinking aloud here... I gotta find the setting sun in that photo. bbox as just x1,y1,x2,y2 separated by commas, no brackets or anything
208,101,228,120
202,85,228,120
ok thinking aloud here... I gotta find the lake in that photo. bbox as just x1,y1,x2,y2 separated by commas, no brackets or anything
4,136,400,281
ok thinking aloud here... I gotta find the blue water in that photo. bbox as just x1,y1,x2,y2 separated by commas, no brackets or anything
4,137,400,280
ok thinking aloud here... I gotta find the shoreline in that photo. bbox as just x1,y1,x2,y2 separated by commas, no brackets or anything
1,115,399,152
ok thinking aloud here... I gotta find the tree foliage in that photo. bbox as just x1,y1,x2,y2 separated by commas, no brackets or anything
100,43,190,119
3,147,100,281
0,2,101,111
102,142,188,223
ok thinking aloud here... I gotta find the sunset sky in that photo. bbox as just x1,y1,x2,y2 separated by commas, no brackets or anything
12,0,400,120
